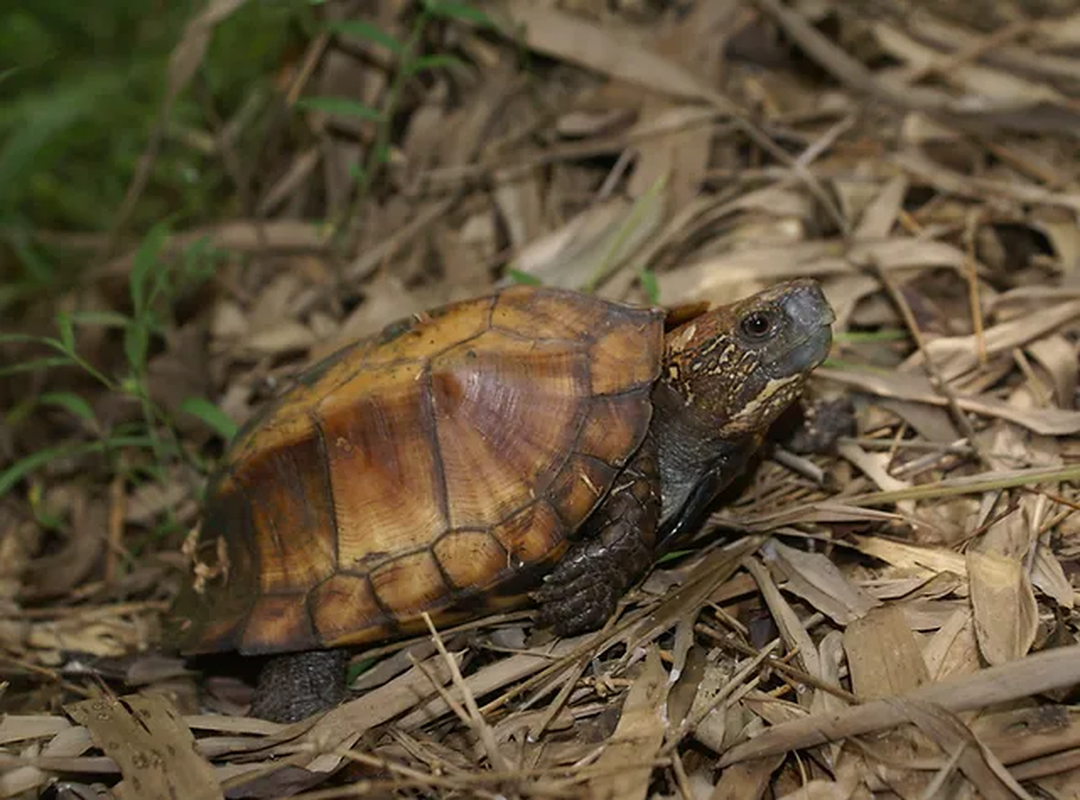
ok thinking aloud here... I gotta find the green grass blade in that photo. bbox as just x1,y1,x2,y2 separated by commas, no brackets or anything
180,397,238,441
295,96,382,121
328,20,403,54
39,392,96,425
0,356,76,377
422,1,492,26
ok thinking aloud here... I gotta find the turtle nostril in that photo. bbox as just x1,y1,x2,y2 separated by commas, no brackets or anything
781,283,835,329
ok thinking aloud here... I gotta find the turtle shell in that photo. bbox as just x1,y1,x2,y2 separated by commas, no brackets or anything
173,285,665,656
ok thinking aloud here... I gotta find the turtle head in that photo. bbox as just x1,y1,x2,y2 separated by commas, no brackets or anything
662,279,835,439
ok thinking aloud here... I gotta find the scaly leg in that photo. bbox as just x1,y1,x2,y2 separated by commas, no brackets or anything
250,649,348,723
533,436,661,635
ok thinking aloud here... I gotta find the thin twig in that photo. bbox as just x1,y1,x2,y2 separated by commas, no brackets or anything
422,612,513,774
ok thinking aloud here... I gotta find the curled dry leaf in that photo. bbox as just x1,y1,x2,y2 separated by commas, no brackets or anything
967,549,1038,666
765,540,880,626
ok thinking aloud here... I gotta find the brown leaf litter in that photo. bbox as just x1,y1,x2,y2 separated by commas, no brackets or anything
4,0,1080,797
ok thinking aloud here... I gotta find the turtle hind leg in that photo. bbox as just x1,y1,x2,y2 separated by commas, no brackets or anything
250,649,349,723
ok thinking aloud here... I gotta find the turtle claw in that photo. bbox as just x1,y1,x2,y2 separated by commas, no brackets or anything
533,541,634,637
535,577,620,637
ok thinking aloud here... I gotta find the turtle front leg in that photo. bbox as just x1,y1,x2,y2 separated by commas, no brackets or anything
250,649,349,723
534,437,661,636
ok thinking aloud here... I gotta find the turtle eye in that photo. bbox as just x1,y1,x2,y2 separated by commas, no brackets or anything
740,310,774,341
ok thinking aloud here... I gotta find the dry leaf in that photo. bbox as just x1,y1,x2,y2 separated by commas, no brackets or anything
587,648,669,800
720,644,1080,766
504,4,717,103
968,549,1038,665
767,540,881,625
843,606,929,700
65,695,221,800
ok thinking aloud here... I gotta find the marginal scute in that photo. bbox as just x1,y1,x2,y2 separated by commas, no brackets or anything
490,501,567,565
589,307,664,395
364,295,493,368
228,404,318,478
369,550,449,617
310,574,389,647
547,454,618,529
240,593,317,655
577,389,654,466
294,339,366,391
434,530,509,591
169,479,258,654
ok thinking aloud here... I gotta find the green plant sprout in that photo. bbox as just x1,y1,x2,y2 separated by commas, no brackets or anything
296,0,493,250
0,224,231,516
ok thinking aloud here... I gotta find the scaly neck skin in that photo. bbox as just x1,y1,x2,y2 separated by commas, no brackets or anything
649,380,765,541
647,278,832,544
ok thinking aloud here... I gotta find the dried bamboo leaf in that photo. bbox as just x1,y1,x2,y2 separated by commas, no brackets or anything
849,534,967,576
658,237,970,306
1027,335,1078,408
968,550,1038,666
587,648,669,800
753,0,1080,134
767,540,881,626
921,299,1080,382
973,706,1080,767
720,644,1080,766
922,608,980,683
400,639,577,730
744,557,821,687
843,606,929,700
65,695,221,800
818,367,1080,436
891,700,1030,800
0,716,72,747
708,754,784,800
503,4,717,104
853,175,907,240
1031,541,1075,609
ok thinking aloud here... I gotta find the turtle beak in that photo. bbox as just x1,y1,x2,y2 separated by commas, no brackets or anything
766,281,835,379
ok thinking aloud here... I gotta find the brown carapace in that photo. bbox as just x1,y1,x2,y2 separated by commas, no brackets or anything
170,280,834,722
176,287,663,656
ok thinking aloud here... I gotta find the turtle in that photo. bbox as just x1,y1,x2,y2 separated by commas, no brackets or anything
169,278,834,722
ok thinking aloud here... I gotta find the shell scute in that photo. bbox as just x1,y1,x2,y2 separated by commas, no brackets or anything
170,479,258,654
430,331,592,528
320,363,447,572
365,295,494,367
492,285,610,341
589,308,664,394
310,573,390,647
577,390,654,467
236,430,337,595
434,530,510,591
547,454,618,529
369,550,449,617
490,501,567,566
240,593,317,655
